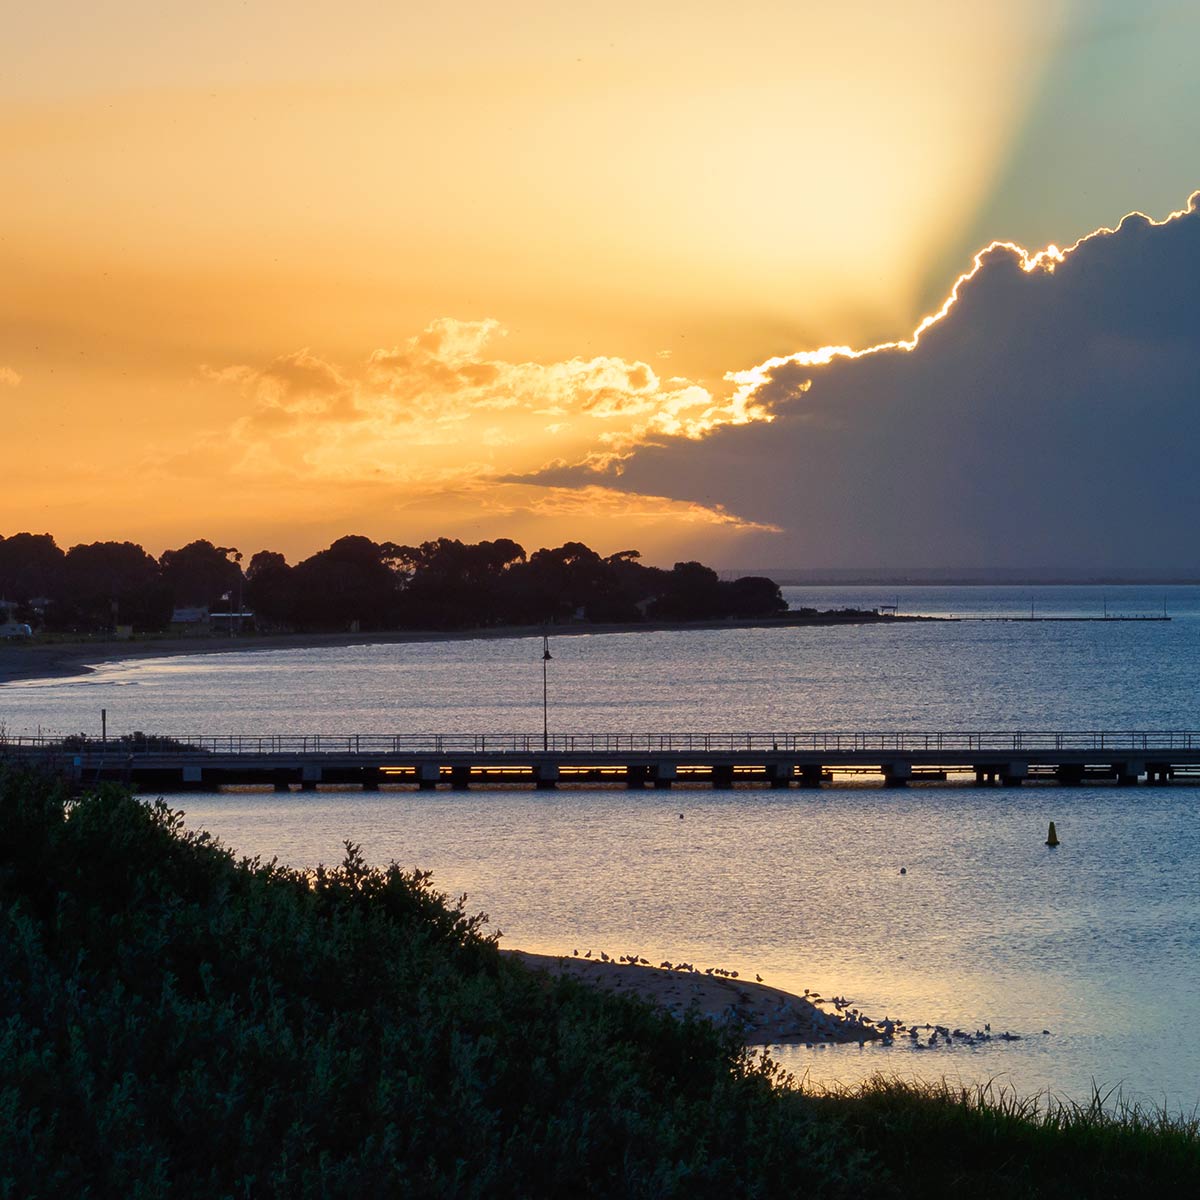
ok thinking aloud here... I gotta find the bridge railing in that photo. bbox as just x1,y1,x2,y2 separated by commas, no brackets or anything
3,730,1200,755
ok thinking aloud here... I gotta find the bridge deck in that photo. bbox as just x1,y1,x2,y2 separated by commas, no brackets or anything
5,730,1200,791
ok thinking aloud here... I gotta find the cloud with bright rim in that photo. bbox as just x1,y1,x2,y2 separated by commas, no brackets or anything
526,192,1200,569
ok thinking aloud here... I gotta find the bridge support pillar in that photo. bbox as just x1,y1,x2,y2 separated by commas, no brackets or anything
651,762,676,790
1000,761,1028,787
766,762,794,789
796,765,822,788
300,764,322,792
416,762,441,791
451,766,471,791
974,766,994,785
711,764,735,789
883,762,911,788
177,765,208,792
1115,760,1144,786
1056,764,1084,786
625,765,649,789
534,762,559,790
361,769,382,792
1147,763,1171,784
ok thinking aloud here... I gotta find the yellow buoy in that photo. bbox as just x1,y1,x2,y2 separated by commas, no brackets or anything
1045,821,1059,847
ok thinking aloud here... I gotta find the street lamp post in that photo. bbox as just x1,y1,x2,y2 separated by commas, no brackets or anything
542,631,552,752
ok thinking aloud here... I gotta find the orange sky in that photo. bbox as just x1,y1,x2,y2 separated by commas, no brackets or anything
3,1,1198,563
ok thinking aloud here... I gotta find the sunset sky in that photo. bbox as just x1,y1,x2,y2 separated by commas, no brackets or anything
4,1,1199,566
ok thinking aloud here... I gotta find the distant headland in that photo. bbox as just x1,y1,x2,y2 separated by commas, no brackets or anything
0,531,793,637
0,529,947,684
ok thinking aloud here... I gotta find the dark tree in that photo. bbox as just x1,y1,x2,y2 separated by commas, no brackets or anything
647,561,724,621
246,550,289,578
244,551,294,628
7,527,785,634
648,563,786,620
395,538,527,628
506,541,611,623
159,540,244,611
289,536,400,630
723,575,787,617
0,532,65,607
591,549,667,622
55,541,170,632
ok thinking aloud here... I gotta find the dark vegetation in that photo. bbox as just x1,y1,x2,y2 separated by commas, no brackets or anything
0,531,785,634
3,768,1198,1198
0,769,853,1198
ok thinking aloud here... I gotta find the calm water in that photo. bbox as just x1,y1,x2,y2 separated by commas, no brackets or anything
3,585,1199,1110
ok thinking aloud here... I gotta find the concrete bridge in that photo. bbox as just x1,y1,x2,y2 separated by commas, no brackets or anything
4,730,1200,792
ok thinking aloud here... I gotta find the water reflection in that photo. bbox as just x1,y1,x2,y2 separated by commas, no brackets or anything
169,781,1200,1113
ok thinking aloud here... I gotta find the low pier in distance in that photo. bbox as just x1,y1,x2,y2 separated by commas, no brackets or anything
5,730,1200,792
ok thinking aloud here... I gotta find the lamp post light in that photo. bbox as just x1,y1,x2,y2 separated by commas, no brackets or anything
542,631,552,752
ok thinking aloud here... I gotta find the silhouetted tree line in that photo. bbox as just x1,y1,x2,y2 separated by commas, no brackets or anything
0,531,785,634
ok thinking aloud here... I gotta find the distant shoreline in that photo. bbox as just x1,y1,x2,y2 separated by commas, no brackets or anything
0,611,940,687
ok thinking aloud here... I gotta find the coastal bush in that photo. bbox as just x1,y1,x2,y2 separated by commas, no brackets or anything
2,767,1198,1197
805,1075,1200,1198
0,768,860,1198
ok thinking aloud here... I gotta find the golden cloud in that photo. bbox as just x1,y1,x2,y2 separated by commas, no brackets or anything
204,319,780,487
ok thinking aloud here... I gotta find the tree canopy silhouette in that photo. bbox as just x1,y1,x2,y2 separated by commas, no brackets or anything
0,530,785,634
159,540,243,610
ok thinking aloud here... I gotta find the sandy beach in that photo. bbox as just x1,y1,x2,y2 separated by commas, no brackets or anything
0,629,472,686
0,611,938,687
504,950,890,1046
503,951,1023,1051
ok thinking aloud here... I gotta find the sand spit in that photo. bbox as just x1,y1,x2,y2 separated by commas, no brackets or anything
505,951,1027,1049
506,950,886,1045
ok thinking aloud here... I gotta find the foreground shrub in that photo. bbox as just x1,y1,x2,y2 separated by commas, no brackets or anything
0,768,858,1198
806,1075,1200,1199
3,766,1198,1198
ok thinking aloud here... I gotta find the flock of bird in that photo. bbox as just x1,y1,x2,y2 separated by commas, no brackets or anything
566,949,1032,1048
572,949,762,981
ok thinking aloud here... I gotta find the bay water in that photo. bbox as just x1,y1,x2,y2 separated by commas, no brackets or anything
4,585,1199,1111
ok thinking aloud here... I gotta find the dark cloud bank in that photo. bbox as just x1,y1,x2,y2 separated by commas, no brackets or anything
544,194,1200,568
